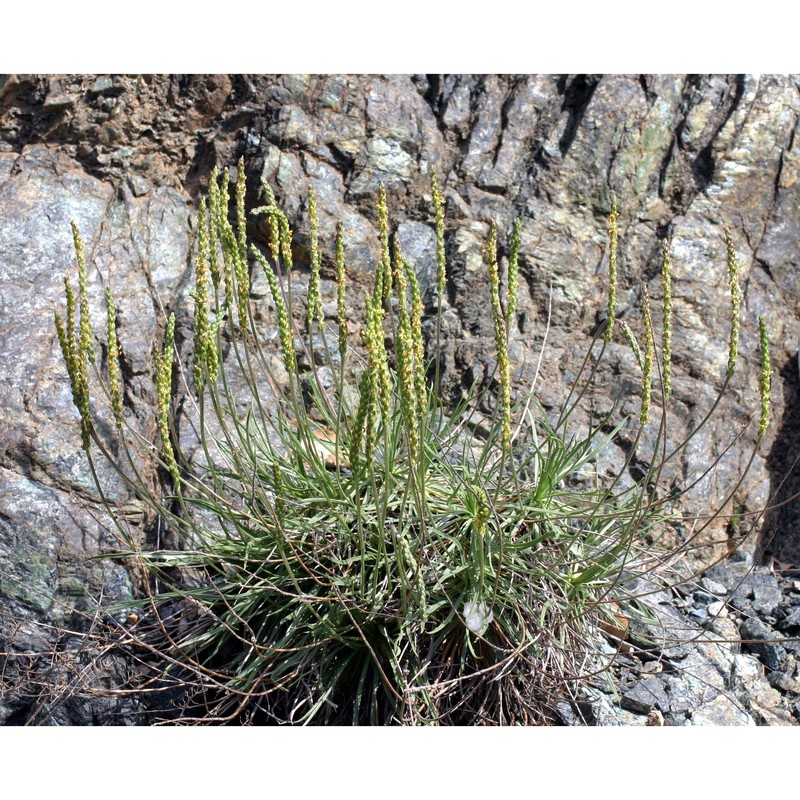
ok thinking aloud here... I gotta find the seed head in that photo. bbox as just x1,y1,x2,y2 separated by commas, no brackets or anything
725,227,741,379
193,197,212,391
431,169,447,299
758,314,771,438
252,247,296,376
661,240,673,400
72,222,95,365
235,157,248,265
335,222,348,365
620,321,644,371
306,185,323,330
605,198,619,344
377,184,392,299
640,287,654,427
105,284,124,429
155,313,180,488
485,222,512,454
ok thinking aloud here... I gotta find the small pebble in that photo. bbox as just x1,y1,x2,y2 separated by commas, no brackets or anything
702,578,728,596
707,601,728,618
646,709,665,726
128,175,150,197
767,672,800,694
91,76,115,95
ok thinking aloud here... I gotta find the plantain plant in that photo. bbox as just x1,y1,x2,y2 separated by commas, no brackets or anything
55,160,772,724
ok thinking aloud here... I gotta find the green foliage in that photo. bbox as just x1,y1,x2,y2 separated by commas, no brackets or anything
54,166,771,725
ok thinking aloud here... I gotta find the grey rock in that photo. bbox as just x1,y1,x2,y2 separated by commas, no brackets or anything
767,671,800,694
42,95,74,113
704,562,754,594
740,616,789,671
701,578,729,597
705,614,739,644
778,604,800,631
733,573,783,616
705,564,783,615
90,76,116,95
688,695,754,726
127,175,150,197
620,676,670,714
707,600,729,618
627,602,698,660
583,687,648,726
554,701,582,726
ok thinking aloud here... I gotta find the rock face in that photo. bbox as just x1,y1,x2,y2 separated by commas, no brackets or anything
1,74,799,724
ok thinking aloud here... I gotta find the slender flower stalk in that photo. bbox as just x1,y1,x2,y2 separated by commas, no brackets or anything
235,157,248,266
207,167,249,331
377,184,392,299
758,314,771,438
605,198,619,344
278,213,294,273
271,460,286,522
306,186,323,330
256,180,282,265
54,276,91,451
393,241,420,466
54,307,72,380
431,169,447,299
251,195,295,274
640,288,655,426
212,168,249,330
364,202,392,423
403,256,427,428
234,161,250,329
363,331,380,465
207,167,221,288
105,284,124,429
251,247,297,375
56,236,93,450
621,321,644,371
507,217,521,325
661,240,673,400
349,369,372,468
431,170,448,398
59,276,79,389
335,222,348,365
366,291,391,427
193,197,212,390
200,187,219,381
73,222,95,365
725,227,742,379
215,169,237,318
155,313,180,488
485,222,512,453
64,276,77,370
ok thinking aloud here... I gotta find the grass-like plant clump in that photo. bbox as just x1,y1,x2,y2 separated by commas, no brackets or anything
55,161,772,725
